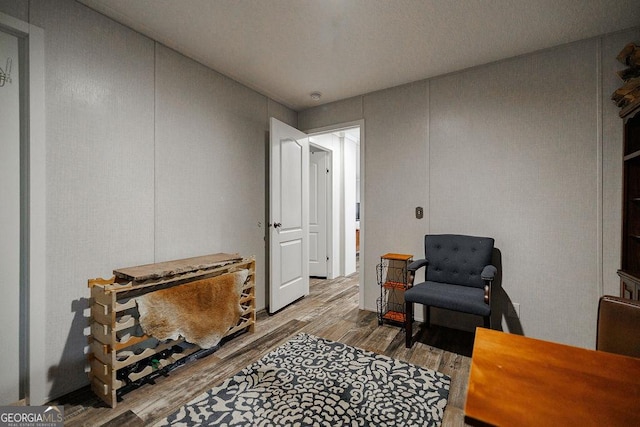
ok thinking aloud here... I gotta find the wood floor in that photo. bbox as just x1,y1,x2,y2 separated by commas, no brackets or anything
54,269,476,426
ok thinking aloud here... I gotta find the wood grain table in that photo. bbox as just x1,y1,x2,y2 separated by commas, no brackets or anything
465,328,640,426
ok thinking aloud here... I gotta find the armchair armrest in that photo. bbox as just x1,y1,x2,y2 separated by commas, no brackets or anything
481,265,496,305
481,265,497,281
408,259,428,272
407,259,428,288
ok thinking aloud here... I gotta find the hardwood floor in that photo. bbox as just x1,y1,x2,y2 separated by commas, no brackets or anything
54,269,475,426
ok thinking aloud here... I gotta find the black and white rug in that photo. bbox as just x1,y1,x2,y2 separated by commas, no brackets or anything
156,333,450,426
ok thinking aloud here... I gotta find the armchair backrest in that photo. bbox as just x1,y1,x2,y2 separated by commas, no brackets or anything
424,234,494,288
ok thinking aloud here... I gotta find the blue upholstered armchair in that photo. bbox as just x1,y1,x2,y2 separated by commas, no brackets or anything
404,234,497,348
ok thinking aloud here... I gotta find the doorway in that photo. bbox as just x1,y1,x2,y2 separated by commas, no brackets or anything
307,123,362,295
268,118,363,313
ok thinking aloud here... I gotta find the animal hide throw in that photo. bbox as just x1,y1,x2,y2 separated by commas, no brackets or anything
136,269,248,349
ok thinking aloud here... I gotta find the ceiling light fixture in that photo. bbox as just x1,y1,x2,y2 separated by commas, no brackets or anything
310,91,322,101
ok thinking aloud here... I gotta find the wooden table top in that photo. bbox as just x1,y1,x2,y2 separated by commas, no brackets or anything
381,253,413,261
465,328,640,426
113,252,242,281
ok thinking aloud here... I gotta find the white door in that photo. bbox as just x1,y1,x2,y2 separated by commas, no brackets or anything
309,150,328,277
0,30,21,405
269,118,309,313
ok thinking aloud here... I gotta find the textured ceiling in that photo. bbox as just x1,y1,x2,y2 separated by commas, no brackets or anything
78,0,640,111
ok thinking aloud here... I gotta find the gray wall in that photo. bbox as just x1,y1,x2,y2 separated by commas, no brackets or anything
300,28,640,349
2,0,638,402
0,0,27,21
1,0,296,401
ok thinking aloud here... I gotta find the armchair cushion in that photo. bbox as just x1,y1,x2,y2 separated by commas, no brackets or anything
405,281,490,317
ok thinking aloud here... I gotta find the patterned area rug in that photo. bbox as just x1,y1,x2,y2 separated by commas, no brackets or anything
155,333,450,426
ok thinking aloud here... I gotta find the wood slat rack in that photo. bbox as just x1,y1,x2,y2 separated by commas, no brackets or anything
87,253,256,408
376,253,413,325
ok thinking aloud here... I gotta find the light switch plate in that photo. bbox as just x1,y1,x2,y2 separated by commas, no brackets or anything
415,206,423,219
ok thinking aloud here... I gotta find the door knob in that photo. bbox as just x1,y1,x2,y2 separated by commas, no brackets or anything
273,222,282,228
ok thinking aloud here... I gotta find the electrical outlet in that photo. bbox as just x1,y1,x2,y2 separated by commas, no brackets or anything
507,303,520,318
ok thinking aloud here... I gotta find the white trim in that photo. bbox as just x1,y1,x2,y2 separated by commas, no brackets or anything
0,12,47,405
0,11,29,34
28,24,47,406
305,120,364,137
596,37,604,297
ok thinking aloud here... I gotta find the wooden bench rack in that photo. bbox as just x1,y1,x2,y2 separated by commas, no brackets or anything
87,253,256,407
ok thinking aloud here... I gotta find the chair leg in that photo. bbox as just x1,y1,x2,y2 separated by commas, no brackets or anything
405,301,413,348
484,315,491,329
426,305,430,328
